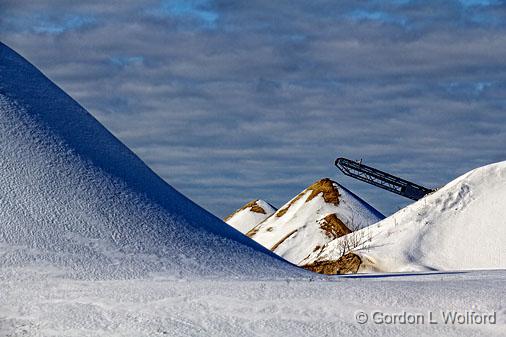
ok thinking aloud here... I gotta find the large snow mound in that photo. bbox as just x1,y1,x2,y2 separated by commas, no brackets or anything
310,161,506,272
224,199,276,233
247,178,384,265
0,42,303,280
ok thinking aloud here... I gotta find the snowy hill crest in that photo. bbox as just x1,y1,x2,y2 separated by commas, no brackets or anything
246,178,384,266
305,161,506,273
224,199,276,234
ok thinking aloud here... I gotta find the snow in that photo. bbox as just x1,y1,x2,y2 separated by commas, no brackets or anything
1,267,505,336
248,180,384,265
225,200,276,233
0,41,300,280
309,161,506,272
1,41,505,337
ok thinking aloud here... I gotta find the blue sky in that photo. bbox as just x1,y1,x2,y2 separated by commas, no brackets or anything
1,0,505,217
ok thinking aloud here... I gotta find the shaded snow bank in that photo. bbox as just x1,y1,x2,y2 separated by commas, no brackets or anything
0,42,304,280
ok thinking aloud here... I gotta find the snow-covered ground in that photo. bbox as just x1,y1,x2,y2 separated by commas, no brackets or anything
307,161,506,272
225,199,277,233
248,179,384,265
1,267,504,336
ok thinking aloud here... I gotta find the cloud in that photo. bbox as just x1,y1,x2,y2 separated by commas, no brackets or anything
460,0,502,7
154,0,219,27
1,13,97,34
1,1,506,217
346,9,408,26
109,55,145,67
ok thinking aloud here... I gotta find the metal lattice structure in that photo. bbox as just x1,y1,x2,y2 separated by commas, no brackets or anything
335,157,434,201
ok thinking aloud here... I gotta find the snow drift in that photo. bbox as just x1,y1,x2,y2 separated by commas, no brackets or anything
246,178,384,266
0,42,302,280
307,162,506,272
224,199,276,233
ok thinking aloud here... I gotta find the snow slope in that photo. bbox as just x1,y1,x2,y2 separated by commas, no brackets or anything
307,161,506,272
224,199,276,233
0,42,302,280
247,179,384,265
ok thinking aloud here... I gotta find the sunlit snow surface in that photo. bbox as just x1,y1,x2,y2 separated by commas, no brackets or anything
250,181,384,265
1,268,505,336
309,161,506,272
225,200,277,234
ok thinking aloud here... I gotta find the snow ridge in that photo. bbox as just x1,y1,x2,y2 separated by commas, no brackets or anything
0,42,304,280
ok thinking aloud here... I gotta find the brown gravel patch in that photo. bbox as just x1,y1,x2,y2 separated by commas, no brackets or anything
319,213,351,239
245,226,260,238
302,253,362,275
305,178,340,206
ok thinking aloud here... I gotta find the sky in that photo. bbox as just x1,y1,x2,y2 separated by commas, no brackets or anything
1,0,505,218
